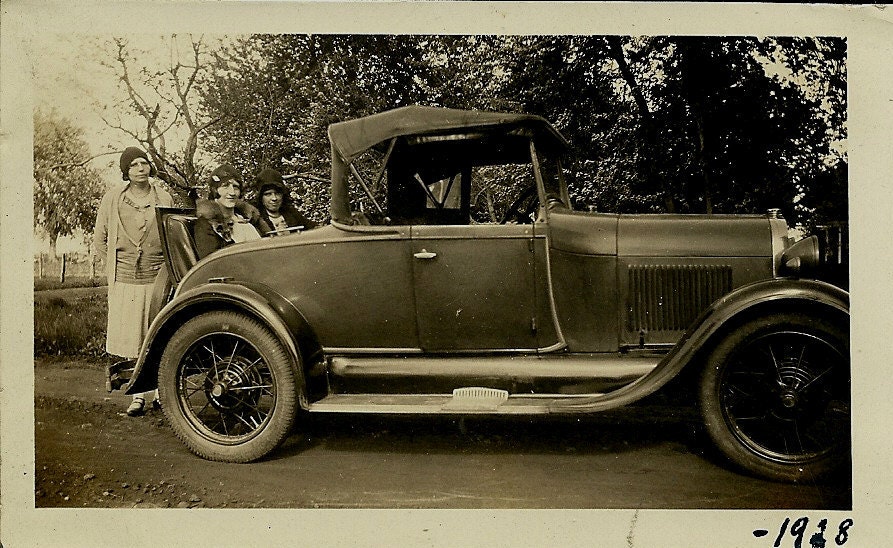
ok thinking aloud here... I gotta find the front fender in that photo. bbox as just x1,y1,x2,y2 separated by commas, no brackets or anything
554,278,849,411
124,281,319,409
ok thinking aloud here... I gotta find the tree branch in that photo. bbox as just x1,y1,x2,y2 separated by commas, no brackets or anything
39,151,120,172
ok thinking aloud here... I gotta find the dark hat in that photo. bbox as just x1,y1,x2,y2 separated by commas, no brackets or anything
119,147,156,180
255,168,287,194
208,163,243,199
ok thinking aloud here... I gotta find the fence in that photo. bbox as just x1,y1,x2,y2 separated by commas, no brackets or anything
34,252,104,282
814,222,849,290
815,222,848,265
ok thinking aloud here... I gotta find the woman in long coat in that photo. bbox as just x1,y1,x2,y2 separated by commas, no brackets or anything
93,147,173,416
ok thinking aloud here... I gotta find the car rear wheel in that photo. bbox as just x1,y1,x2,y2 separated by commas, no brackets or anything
158,310,300,462
699,312,849,482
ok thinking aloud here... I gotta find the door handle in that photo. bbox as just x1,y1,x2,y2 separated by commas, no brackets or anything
414,249,437,260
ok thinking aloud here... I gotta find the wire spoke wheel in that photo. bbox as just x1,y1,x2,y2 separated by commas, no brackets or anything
159,311,300,462
700,312,849,482
179,333,276,443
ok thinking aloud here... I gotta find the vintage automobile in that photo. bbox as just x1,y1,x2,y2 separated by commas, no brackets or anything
115,105,849,483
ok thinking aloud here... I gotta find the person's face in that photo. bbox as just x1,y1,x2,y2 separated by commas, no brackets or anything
215,179,241,209
262,188,283,214
128,158,151,184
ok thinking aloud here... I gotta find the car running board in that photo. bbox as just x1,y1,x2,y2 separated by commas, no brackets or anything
308,389,616,415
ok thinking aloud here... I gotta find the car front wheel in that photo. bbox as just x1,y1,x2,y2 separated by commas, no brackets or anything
158,310,300,462
699,312,850,482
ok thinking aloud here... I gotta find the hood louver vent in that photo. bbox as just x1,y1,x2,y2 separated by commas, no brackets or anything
627,265,733,333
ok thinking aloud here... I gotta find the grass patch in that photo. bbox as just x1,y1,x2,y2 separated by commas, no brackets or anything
34,292,107,358
35,276,107,291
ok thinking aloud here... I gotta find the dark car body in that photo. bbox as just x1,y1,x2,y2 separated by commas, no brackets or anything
118,106,849,482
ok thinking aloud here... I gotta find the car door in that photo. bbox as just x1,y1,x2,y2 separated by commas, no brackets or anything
410,223,539,351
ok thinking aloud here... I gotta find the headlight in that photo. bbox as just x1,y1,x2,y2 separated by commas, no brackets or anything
780,235,821,275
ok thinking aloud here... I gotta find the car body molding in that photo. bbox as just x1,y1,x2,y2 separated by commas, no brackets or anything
550,277,849,412
125,282,311,407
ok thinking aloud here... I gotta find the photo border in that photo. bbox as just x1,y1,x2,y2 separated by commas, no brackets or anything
3,2,891,546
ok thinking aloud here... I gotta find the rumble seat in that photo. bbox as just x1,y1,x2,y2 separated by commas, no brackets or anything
164,214,199,279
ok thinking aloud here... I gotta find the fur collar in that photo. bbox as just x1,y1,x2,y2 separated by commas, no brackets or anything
196,199,234,242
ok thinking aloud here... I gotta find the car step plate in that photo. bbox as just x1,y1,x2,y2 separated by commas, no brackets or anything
441,387,509,411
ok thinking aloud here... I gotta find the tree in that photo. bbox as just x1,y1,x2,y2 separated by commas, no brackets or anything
33,109,107,253
197,34,846,228
201,34,436,220
98,35,220,204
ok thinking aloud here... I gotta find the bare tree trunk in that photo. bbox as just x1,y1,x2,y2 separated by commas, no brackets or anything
60,253,67,283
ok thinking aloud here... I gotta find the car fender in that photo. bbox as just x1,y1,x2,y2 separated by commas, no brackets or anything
554,278,849,411
124,281,318,409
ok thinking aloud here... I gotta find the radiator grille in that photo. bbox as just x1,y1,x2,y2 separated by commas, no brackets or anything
627,265,733,332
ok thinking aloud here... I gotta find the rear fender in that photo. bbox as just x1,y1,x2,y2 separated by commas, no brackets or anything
554,278,849,411
124,281,320,410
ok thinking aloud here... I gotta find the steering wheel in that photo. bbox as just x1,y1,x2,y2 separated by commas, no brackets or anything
500,186,540,224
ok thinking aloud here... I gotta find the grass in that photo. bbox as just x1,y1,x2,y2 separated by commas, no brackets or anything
34,276,107,291
34,292,107,358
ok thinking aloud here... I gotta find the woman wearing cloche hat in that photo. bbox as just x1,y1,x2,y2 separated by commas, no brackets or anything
253,167,317,236
93,146,173,416
193,163,265,259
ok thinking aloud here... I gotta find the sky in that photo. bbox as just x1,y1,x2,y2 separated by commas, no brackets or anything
32,33,227,252
33,34,216,173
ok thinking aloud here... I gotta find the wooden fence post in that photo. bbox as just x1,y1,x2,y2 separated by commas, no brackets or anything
38,254,44,278
90,254,96,279
59,253,67,283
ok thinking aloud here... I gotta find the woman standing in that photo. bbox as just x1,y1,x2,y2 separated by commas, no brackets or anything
194,163,263,259
253,168,317,236
93,147,174,416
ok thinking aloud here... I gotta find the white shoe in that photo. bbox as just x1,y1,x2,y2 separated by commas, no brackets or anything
126,397,145,416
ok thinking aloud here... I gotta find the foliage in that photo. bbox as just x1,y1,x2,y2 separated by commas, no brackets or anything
33,109,107,251
196,35,846,228
34,293,107,358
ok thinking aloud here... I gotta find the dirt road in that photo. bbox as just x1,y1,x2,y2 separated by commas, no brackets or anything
35,359,851,509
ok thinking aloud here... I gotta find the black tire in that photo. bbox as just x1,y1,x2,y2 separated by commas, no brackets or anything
158,310,300,462
699,312,850,482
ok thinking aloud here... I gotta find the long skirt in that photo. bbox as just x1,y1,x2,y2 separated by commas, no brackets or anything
106,281,154,359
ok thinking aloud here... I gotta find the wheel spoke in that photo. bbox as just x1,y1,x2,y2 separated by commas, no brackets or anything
766,343,784,386
204,340,221,379
174,327,285,444
796,342,807,371
193,398,213,417
224,339,241,376
229,384,273,391
794,366,833,394
183,385,204,398
729,414,770,422
232,410,257,430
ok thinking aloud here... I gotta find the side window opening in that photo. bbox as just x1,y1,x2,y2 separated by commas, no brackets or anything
347,133,569,227
469,163,538,224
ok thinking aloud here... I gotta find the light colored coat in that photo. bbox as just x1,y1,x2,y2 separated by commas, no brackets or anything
93,180,174,285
